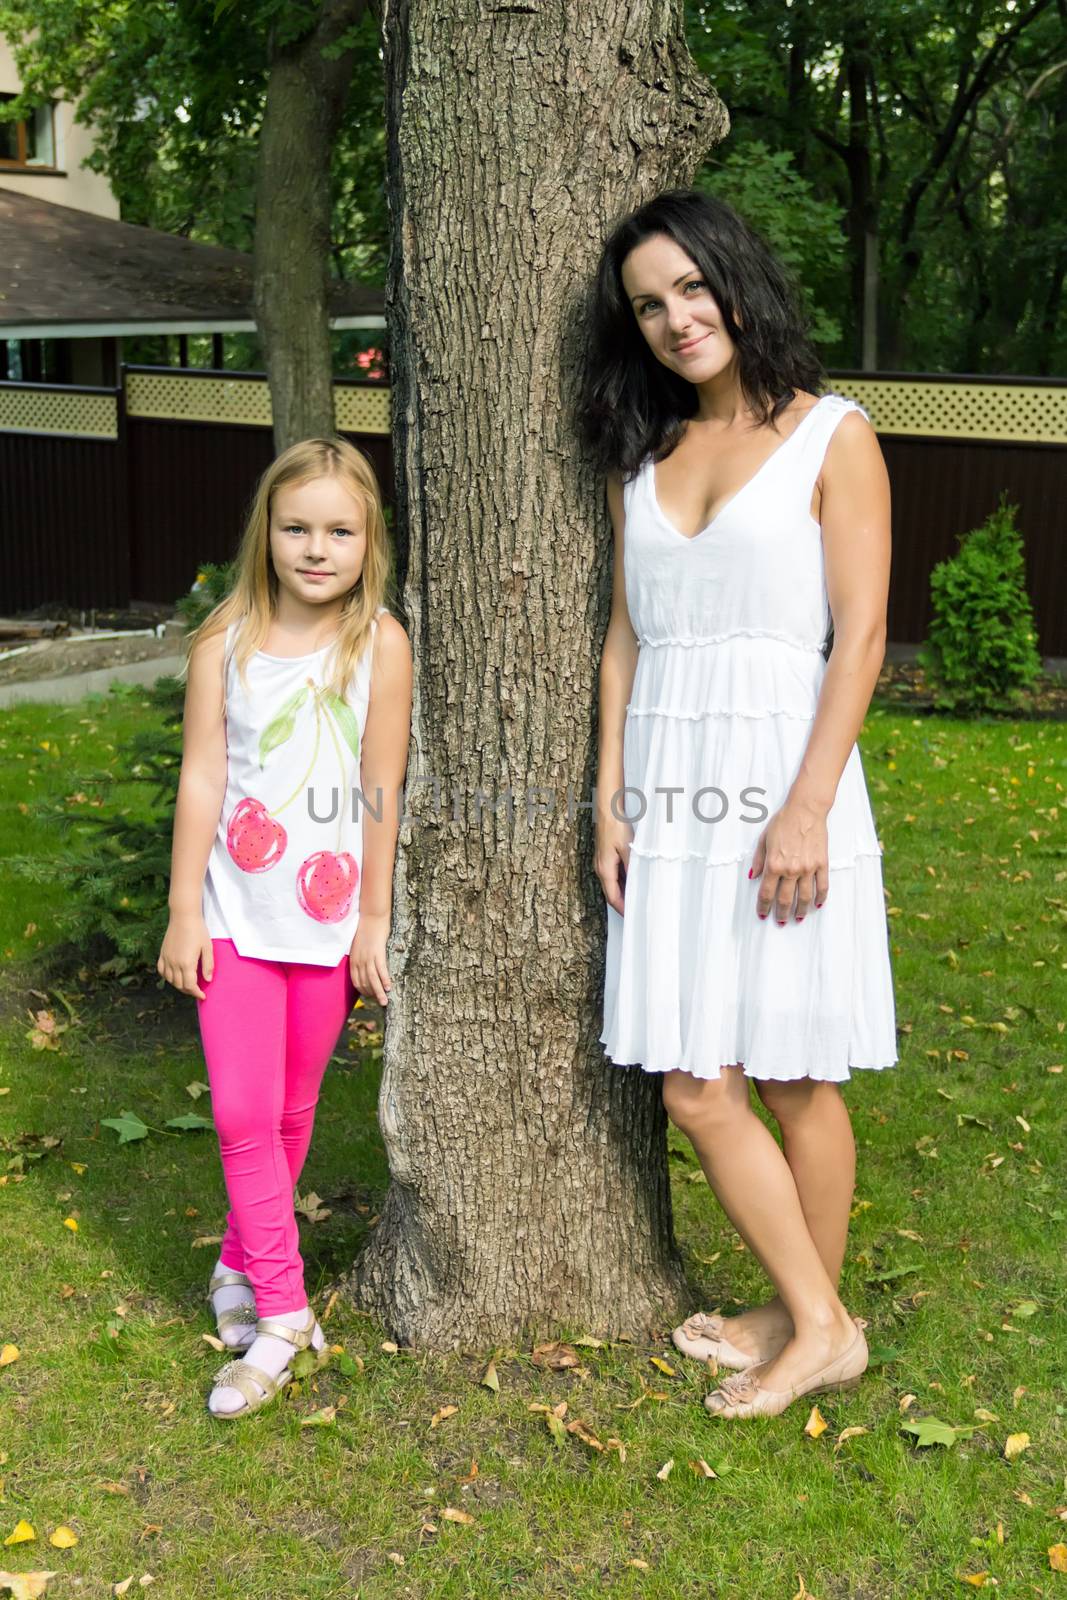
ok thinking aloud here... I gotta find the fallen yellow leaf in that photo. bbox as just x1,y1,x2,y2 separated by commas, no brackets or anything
835,1426,869,1447
656,1459,674,1480
1049,1544,1067,1573
380,1341,399,1354
0,1572,58,1599
0,1348,18,1369
804,1405,828,1439
47,1528,77,1549
1004,1432,1030,1462
959,1573,990,1588
627,1560,650,1571
430,1405,458,1428
649,1356,677,1378
440,1507,475,1526
62,1219,78,1234
3,1522,36,1547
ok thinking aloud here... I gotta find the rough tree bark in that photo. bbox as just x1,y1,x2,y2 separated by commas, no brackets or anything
349,1,726,1350
254,0,369,450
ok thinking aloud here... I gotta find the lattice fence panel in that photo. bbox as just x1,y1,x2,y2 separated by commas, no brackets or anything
832,381,1067,443
0,388,117,438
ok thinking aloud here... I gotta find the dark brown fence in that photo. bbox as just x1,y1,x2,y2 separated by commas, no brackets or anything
1,367,1064,656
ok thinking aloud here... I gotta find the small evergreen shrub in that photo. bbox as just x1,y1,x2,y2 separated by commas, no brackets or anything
917,494,1042,713
8,563,235,976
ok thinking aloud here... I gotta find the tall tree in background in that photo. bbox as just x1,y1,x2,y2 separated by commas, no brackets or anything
0,0,384,445
251,0,368,447
349,1,724,1347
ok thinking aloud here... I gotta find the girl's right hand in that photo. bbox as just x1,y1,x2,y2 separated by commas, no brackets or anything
157,914,214,1001
595,814,633,916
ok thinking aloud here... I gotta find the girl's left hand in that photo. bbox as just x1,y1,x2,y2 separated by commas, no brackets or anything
750,799,829,923
350,913,393,1005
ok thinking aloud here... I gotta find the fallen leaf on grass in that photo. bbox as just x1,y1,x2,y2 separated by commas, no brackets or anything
899,1393,918,1413
430,1405,458,1429
440,1507,475,1526
901,1417,978,1448
97,1483,129,1496
3,1524,35,1547
958,1574,992,1588
481,1359,499,1393
689,1459,718,1478
0,1573,57,1599
46,1530,76,1550
293,1191,331,1224
649,1356,677,1378
531,1341,579,1370
804,1406,828,1439
201,1334,225,1353
190,1236,222,1250
656,1460,674,1480
565,1418,604,1451
834,1427,869,1448
99,1112,149,1145
1003,1432,1030,1462
380,1341,399,1354
1049,1544,1067,1573
572,1336,604,1349
62,1219,77,1234
298,1407,336,1427
0,1348,17,1368
792,1577,818,1600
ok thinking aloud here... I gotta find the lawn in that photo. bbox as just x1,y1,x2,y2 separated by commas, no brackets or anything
0,684,1064,1599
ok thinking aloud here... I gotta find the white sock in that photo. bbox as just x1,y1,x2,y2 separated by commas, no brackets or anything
208,1306,325,1416
210,1257,257,1349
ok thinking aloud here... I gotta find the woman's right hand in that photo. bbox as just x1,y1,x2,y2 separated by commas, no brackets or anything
595,812,633,916
157,914,214,1001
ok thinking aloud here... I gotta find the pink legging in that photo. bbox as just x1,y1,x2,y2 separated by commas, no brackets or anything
195,937,355,1315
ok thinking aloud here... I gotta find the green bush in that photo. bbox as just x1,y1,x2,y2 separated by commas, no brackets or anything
7,563,235,976
917,494,1042,713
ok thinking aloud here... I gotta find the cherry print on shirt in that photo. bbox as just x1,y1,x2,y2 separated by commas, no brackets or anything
226,796,287,872
296,849,360,923
224,666,365,926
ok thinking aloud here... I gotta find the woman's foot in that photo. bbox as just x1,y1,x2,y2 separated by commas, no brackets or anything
673,1298,793,1368
705,1312,867,1419
208,1306,326,1417
208,1259,258,1350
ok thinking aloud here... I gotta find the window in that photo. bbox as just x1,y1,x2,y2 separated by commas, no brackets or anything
0,93,57,169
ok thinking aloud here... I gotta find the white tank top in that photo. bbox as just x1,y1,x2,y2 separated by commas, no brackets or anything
201,607,385,965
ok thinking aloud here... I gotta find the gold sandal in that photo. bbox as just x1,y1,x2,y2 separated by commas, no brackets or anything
207,1267,258,1350
207,1306,330,1421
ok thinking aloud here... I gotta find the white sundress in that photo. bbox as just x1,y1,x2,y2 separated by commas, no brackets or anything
600,392,898,1082
201,609,385,966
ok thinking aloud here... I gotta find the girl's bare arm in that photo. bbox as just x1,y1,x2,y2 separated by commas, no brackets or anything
158,631,228,997
595,472,640,914
348,613,412,1005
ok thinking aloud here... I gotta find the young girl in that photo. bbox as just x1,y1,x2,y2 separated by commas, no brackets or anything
579,190,897,1420
158,436,413,1419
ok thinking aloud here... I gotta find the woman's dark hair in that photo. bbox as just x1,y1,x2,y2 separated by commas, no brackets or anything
575,187,827,478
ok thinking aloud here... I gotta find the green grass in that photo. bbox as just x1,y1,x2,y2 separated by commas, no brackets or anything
0,688,1065,1598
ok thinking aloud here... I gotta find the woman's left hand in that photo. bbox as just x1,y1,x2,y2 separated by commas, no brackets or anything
349,913,393,1005
750,799,829,923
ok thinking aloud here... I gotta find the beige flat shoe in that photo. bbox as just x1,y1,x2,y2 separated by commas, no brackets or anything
207,1307,330,1421
672,1311,778,1371
704,1316,869,1419
208,1267,258,1350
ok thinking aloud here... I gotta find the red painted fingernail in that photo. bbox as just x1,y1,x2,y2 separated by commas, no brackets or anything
797,916,805,922
758,912,768,919
747,868,753,879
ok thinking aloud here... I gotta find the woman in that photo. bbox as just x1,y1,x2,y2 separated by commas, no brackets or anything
579,189,897,1420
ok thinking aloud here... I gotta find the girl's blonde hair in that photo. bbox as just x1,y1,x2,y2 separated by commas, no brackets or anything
177,436,391,703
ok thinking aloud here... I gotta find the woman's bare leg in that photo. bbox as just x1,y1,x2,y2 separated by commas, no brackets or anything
664,1066,856,1390
691,1076,857,1359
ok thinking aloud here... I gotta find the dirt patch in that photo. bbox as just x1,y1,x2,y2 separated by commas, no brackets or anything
872,659,1067,719
0,629,183,686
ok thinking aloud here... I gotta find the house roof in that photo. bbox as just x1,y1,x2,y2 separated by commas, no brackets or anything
0,188,385,339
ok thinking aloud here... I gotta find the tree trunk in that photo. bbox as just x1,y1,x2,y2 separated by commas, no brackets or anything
348,0,726,1350
254,0,369,451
